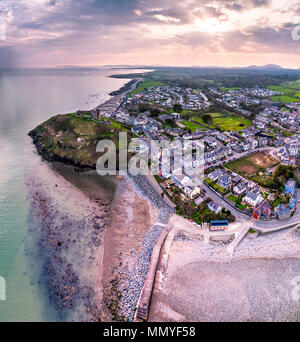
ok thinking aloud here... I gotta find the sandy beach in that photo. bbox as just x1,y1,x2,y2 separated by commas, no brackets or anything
26,159,300,322
148,217,300,322
100,177,158,321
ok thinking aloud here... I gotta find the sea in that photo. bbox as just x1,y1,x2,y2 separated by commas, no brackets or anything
0,67,150,322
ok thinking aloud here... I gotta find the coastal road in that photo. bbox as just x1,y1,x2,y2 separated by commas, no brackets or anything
200,181,254,222
202,179,300,231
253,189,300,230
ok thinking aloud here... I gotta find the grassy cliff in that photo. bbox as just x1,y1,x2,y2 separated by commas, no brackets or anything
29,114,130,169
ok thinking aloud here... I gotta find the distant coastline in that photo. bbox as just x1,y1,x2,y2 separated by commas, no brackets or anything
109,79,141,96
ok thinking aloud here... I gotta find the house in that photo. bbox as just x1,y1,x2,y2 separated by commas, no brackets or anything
204,137,219,147
208,169,223,181
171,173,191,190
233,182,248,196
184,186,201,199
285,179,296,194
158,114,174,122
258,137,268,147
243,191,264,207
194,196,204,206
247,137,258,150
242,141,250,151
209,220,228,232
217,174,232,189
172,112,181,119
253,200,272,220
232,143,243,153
287,144,298,156
275,204,291,220
217,133,230,143
255,114,271,124
208,201,222,214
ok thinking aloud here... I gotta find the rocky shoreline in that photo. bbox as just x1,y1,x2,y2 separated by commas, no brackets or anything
27,161,112,321
109,79,139,96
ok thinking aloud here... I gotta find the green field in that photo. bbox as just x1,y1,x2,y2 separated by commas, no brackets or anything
128,80,165,96
267,82,300,103
270,95,300,103
192,112,251,132
180,121,208,132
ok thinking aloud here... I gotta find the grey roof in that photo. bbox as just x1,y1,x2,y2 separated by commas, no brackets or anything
218,174,231,182
235,182,247,191
210,169,223,178
246,191,259,201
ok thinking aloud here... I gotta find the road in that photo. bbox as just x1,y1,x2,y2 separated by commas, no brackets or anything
201,180,300,231
201,181,253,222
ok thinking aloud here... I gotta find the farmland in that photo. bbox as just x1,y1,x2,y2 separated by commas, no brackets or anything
267,82,300,103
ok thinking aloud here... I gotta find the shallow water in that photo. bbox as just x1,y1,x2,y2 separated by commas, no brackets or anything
0,67,148,322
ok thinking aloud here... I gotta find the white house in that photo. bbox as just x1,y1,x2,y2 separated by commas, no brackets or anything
184,186,201,199
233,182,248,196
243,191,263,207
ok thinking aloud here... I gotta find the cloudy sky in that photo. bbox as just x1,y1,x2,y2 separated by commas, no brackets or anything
0,0,300,68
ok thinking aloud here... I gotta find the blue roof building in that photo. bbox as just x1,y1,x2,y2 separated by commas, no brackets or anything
209,220,228,231
275,204,290,220
285,179,296,194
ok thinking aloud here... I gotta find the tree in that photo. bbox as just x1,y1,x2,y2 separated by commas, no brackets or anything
173,103,182,113
203,114,213,124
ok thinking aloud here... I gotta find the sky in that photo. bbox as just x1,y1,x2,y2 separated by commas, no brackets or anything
0,0,300,69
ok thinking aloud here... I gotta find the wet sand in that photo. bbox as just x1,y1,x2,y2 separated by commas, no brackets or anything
100,177,158,321
27,160,112,321
27,160,166,321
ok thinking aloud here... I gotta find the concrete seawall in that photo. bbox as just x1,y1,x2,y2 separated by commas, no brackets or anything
135,223,173,322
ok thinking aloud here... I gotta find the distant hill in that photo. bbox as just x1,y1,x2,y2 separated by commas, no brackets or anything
246,64,283,69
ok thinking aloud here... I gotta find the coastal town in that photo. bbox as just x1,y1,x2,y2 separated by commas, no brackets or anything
76,78,300,235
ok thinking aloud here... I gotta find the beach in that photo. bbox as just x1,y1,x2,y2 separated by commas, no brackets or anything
148,218,300,322
26,159,300,322
26,157,173,321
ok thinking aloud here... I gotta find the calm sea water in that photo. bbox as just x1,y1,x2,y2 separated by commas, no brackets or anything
0,68,149,322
